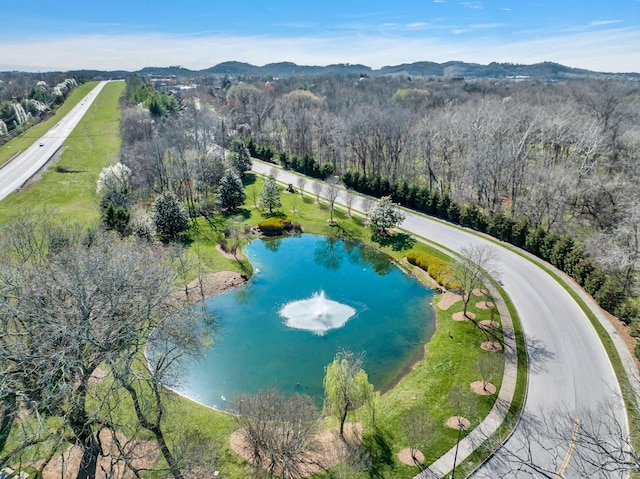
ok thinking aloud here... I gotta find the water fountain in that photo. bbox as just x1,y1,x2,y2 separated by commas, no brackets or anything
279,291,356,335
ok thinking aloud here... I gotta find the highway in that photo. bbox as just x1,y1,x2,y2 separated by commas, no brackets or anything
251,161,629,478
0,81,108,202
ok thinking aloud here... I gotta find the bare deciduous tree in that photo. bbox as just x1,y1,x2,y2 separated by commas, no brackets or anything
296,176,307,198
234,389,321,479
325,177,341,224
0,225,209,479
344,188,357,217
311,181,325,204
453,244,499,318
399,404,436,467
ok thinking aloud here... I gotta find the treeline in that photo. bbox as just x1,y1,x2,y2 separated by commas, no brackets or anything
246,137,334,179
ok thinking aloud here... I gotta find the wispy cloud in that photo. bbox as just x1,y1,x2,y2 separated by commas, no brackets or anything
459,2,483,9
406,22,430,30
469,23,506,30
589,20,622,27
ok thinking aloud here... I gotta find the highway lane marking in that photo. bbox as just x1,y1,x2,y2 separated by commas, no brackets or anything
555,418,580,478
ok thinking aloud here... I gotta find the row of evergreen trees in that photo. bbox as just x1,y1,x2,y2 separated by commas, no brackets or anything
243,137,635,327
245,138,334,179
340,170,633,323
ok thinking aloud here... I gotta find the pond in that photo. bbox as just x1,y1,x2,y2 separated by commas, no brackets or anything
176,234,435,410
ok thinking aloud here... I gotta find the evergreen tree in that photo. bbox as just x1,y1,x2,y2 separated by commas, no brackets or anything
216,168,246,212
228,138,253,177
258,175,282,214
152,192,189,242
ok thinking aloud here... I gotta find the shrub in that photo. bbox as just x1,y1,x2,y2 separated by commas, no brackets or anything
258,216,292,235
406,251,461,290
594,276,626,313
524,226,547,257
460,204,488,231
549,235,575,271
615,299,640,326
629,319,640,338
488,213,515,243
584,268,607,297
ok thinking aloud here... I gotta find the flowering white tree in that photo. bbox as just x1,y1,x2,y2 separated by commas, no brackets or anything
97,163,133,234
365,196,405,235
97,162,132,208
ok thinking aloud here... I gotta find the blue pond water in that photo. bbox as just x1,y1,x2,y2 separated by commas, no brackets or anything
176,234,435,410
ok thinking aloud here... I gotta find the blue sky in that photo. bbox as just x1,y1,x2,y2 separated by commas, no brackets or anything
1,0,639,72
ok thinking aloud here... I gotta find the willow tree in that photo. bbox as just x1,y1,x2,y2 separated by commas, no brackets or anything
323,351,374,439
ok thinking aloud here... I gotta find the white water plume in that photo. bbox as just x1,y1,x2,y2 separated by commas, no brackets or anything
279,291,356,335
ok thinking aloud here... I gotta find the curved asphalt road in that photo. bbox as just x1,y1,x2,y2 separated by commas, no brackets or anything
252,162,628,478
0,81,108,202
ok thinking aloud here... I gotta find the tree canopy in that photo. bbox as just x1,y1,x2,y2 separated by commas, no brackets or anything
323,351,374,439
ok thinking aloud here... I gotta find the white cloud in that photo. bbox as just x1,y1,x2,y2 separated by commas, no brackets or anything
1,26,639,73
589,20,622,27
459,2,484,9
406,22,430,30
469,23,506,30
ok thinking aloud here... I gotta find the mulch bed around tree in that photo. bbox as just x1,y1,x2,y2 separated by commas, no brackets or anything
476,301,495,309
446,416,471,430
452,311,476,321
470,380,497,395
437,292,463,310
480,341,502,351
397,448,425,466
478,320,500,330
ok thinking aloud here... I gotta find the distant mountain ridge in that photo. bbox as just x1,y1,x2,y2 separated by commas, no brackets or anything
54,61,640,82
